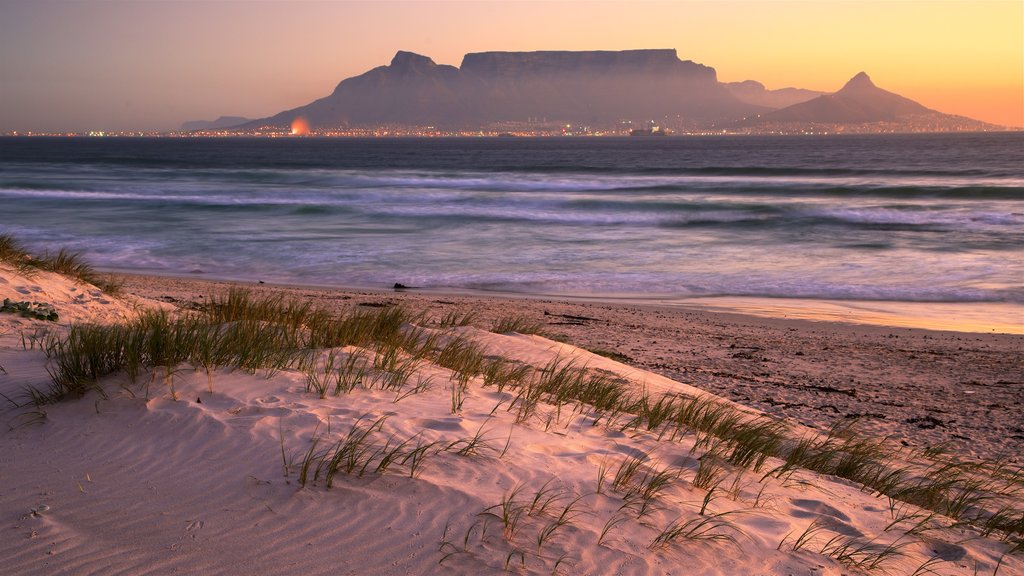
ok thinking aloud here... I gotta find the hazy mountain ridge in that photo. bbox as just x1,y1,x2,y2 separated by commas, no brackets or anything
180,116,252,131
222,51,1003,133
724,80,824,109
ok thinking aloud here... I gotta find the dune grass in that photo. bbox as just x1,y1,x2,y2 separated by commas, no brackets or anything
0,234,122,295
30,287,1024,567
648,510,744,550
492,315,546,335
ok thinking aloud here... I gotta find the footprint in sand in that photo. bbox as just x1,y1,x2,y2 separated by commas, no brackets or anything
791,499,863,537
922,538,966,561
414,418,465,431
184,519,205,540
791,498,851,522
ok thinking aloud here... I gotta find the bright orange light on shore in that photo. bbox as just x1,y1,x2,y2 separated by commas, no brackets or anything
290,117,310,136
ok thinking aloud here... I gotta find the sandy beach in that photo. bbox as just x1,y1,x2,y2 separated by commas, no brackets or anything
2,266,1022,575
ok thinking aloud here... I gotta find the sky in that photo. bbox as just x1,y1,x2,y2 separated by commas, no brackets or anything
1,0,1021,132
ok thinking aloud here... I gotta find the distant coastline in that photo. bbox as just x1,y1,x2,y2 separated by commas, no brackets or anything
2,128,1019,138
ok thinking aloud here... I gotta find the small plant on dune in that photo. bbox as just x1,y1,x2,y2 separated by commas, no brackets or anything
636,393,681,434
480,357,532,391
450,379,467,413
393,374,434,403
596,458,610,494
970,505,1024,541
622,461,680,517
204,288,313,334
444,420,497,457
492,315,546,335
510,382,545,424
884,510,942,538
535,495,586,550
304,349,340,398
611,451,649,493
434,336,486,385
371,356,422,392
335,351,369,394
392,324,441,361
371,340,403,372
37,248,102,286
0,234,33,267
782,517,910,572
525,478,563,517
648,511,744,550
598,504,632,546
481,483,528,539
437,310,476,328
307,304,416,349
301,416,389,487
693,452,730,491
908,556,947,576
399,436,440,478
778,517,829,552
817,533,911,572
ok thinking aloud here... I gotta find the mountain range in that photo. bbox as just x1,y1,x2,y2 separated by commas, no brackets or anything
187,49,1001,133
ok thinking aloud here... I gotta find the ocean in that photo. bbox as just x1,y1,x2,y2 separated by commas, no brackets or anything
1,134,1021,329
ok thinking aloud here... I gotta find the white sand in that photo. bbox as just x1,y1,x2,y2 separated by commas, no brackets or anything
1,266,1020,575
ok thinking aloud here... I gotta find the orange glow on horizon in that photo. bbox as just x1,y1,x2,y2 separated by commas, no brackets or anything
290,117,310,136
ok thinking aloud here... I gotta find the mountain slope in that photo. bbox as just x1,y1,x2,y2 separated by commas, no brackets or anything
763,72,932,123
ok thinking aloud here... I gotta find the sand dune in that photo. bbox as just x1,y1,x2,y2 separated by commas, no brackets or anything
1,266,1021,575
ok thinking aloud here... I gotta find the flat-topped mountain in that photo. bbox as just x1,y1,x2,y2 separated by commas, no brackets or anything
240,49,764,130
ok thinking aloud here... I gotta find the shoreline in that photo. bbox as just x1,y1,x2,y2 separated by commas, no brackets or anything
115,272,1024,463
106,270,1024,336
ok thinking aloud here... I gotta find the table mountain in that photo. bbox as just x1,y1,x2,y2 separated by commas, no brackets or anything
239,49,765,130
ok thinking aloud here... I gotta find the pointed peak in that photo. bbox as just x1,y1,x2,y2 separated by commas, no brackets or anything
840,72,876,92
390,51,437,69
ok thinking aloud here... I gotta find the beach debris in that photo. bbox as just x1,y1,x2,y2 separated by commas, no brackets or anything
1,298,59,321
906,415,946,429
30,504,50,517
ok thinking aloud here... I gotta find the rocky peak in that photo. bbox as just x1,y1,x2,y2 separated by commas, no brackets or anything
837,72,877,94
389,51,438,71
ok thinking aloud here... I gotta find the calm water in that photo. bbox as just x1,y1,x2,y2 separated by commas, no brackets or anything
1,134,1022,320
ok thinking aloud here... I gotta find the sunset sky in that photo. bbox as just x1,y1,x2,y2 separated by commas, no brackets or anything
1,0,1021,132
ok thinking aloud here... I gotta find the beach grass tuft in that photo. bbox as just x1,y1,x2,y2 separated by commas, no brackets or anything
492,315,546,335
